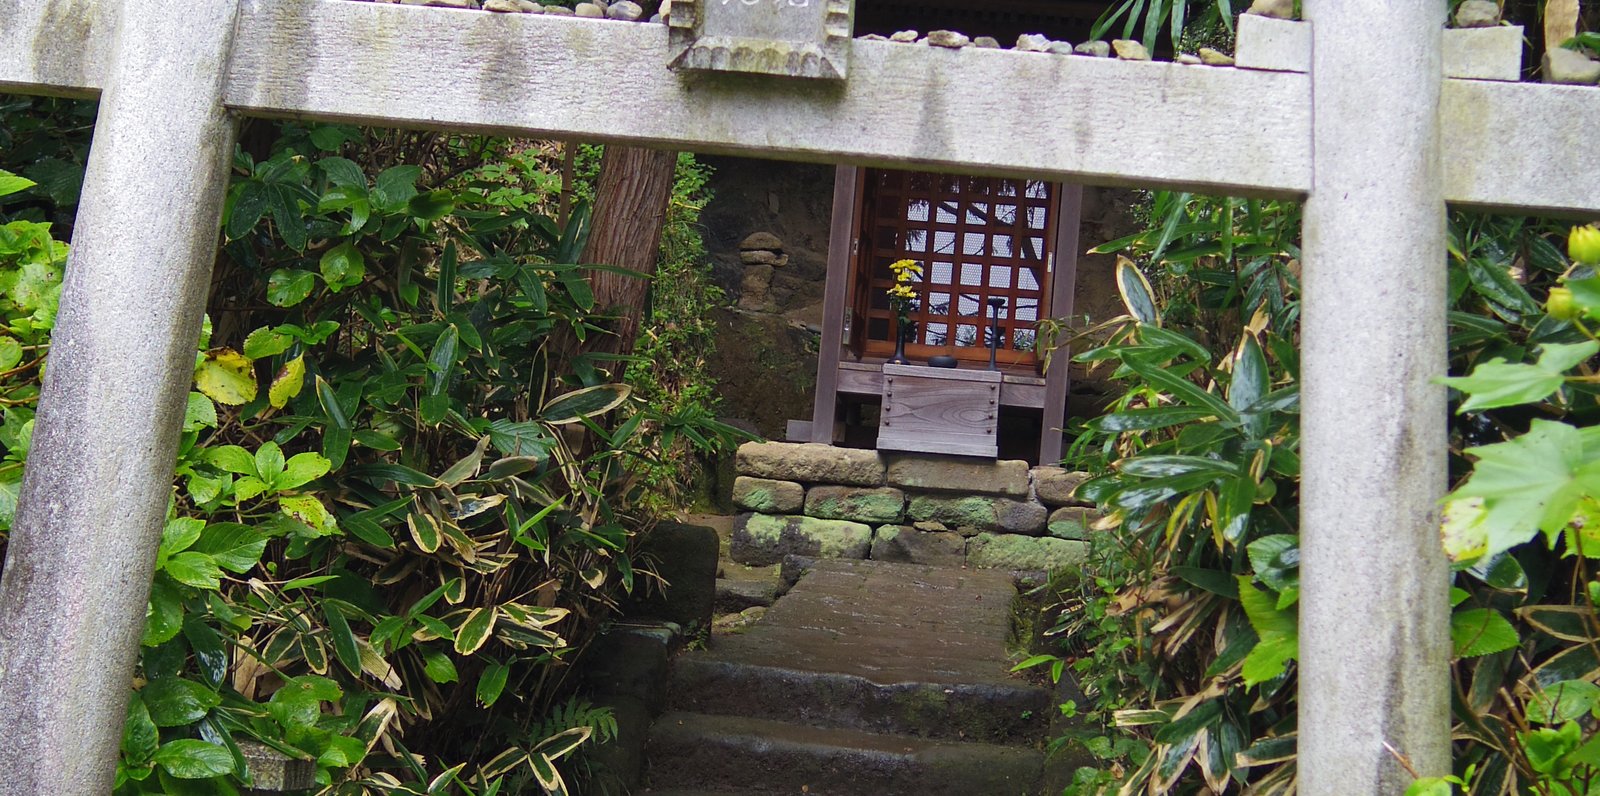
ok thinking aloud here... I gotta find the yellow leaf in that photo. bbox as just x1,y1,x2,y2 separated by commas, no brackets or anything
194,348,257,406
268,354,306,409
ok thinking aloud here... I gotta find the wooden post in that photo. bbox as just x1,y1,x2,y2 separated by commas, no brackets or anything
1298,3,1451,793
0,1,240,791
810,165,859,444
1039,183,1083,465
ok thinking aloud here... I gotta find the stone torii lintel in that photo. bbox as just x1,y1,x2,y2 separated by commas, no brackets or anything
0,0,1594,793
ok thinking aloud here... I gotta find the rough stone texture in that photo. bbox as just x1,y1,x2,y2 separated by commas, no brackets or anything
543,4,575,13
1047,507,1099,540
239,740,317,791
606,0,642,20
625,521,719,632
870,525,967,568
1074,40,1111,57
1199,47,1236,66
1299,2,1451,791
1112,39,1151,61
1176,53,1203,65
887,455,1029,498
1235,13,1311,73
0,2,243,791
927,30,971,49
716,578,780,613
1443,26,1524,82
1247,0,1295,19
1031,467,1093,507
731,514,873,566
966,533,1089,572
1454,0,1500,27
1048,41,1077,55
575,2,605,17
1016,33,1053,53
804,485,906,525
739,230,783,251
1544,47,1600,85
732,476,804,514
907,495,1048,536
890,30,919,43
973,36,1001,49
737,441,885,487
740,249,788,266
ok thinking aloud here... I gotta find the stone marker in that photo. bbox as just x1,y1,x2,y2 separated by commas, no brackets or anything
1247,0,1295,20
668,0,855,79
927,30,971,49
1454,0,1501,28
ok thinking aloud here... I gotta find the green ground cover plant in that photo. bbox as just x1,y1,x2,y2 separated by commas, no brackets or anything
0,97,737,795
1032,189,1600,795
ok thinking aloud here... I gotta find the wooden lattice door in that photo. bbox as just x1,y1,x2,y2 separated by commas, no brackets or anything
852,169,1059,368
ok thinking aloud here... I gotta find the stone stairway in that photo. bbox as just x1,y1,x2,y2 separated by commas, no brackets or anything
643,558,1051,796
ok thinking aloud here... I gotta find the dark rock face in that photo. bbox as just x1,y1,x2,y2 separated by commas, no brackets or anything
623,521,719,631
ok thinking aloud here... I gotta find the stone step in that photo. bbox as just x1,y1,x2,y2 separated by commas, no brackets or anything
670,652,1050,743
645,712,1043,796
671,557,1049,742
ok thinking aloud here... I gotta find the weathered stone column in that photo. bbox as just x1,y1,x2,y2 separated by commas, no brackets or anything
0,1,240,792
1299,2,1451,793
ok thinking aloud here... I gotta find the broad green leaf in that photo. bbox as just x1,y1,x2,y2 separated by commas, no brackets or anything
477,661,510,707
1443,341,1599,412
1237,576,1297,686
158,517,205,560
1451,607,1519,658
0,170,37,198
142,677,221,727
541,384,632,425
194,349,257,406
1405,778,1456,796
243,326,295,359
1440,496,1489,562
205,445,257,476
319,240,365,292
183,392,218,433
1466,257,1540,315
317,734,367,770
323,604,362,676
280,494,333,534
226,181,269,239
0,337,21,371
266,269,316,307
255,441,286,487
122,695,160,763
530,725,592,759
191,522,267,574
426,325,459,396
422,648,459,684
1524,679,1600,725
1450,420,1600,560
1088,406,1215,433
278,451,330,490
268,354,305,409
408,512,442,553
317,156,366,189
454,607,497,655
142,578,185,647
1230,334,1270,439
1116,256,1161,325
164,552,223,590
152,740,235,779
1246,534,1299,594
373,165,421,213
1119,455,1237,479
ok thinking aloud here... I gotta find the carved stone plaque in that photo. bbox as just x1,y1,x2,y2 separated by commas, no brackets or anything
668,0,854,80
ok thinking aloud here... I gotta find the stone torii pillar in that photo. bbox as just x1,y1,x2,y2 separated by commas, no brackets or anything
1299,2,1451,792
0,1,241,792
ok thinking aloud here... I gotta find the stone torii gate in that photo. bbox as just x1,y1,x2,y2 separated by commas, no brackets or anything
2,0,1598,793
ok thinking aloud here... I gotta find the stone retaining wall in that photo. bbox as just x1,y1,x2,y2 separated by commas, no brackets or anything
731,442,1101,573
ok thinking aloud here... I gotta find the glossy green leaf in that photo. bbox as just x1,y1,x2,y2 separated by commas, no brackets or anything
423,648,459,684
1116,256,1162,325
454,607,497,655
323,603,362,676
1449,420,1600,561
267,354,306,409
142,677,221,727
1443,341,1598,412
278,451,331,491
1525,680,1600,725
164,552,223,591
122,695,160,763
152,740,235,779
319,240,366,293
541,383,632,425
266,268,316,308
1451,607,1519,658
1237,576,1297,686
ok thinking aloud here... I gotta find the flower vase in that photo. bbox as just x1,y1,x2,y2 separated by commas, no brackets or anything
887,317,912,365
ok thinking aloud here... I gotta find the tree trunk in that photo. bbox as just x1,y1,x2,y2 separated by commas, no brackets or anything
580,144,677,360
